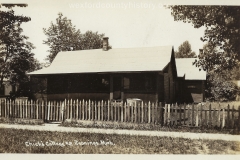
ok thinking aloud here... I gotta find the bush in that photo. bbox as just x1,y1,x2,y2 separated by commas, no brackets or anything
206,72,239,101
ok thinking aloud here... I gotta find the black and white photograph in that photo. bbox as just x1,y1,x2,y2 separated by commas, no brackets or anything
0,0,240,156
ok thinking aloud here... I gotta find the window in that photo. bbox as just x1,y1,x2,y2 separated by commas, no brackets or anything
123,74,156,92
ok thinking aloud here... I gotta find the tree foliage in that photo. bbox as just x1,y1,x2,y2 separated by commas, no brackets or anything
0,4,40,98
170,6,240,71
175,40,197,58
197,42,239,101
206,71,239,102
43,13,108,63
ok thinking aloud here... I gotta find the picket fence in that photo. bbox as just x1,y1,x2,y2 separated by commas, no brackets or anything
0,99,240,129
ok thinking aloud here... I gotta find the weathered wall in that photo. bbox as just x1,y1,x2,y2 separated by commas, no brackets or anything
176,80,205,103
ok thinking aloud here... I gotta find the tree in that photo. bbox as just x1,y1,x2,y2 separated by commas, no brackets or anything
0,4,36,96
9,52,42,99
43,13,109,63
175,40,197,58
196,42,239,101
43,13,82,63
169,6,240,71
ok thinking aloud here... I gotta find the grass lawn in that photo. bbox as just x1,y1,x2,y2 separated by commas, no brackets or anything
0,128,240,154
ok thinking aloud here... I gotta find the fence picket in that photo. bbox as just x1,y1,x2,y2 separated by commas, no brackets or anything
89,100,91,120
141,102,143,123
78,100,81,120
217,105,221,128
196,104,199,127
222,108,225,128
121,102,124,122
167,104,170,125
148,102,150,123
232,106,235,129
124,102,126,122
227,105,230,128
20,100,22,118
0,99,1,117
179,104,182,125
174,104,177,126
213,108,217,127
152,102,155,124
9,100,11,118
209,104,212,127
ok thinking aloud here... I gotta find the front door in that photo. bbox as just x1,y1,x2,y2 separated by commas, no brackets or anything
113,76,121,100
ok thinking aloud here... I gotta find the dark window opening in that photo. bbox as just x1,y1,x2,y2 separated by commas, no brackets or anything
124,73,156,92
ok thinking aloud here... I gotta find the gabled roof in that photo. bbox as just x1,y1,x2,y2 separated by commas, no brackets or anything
28,46,173,75
175,58,206,80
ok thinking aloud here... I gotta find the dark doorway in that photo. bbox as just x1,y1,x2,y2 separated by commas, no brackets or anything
113,76,121,100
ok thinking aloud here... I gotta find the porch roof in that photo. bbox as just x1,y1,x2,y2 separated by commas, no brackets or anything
175,58,206,80
28,46,173,75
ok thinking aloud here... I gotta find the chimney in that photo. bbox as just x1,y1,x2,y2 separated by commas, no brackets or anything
102,37,109,51
199,49,203,55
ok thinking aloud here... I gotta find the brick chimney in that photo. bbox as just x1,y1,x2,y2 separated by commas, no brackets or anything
102,37,109,51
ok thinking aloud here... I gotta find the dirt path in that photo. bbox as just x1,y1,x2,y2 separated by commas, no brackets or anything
1,123,240,142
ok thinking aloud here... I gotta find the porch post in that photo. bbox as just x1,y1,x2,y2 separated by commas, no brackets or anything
110,75,113,100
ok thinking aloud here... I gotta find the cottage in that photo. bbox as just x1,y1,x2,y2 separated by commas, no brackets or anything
175,58,206,103
28,38,206,103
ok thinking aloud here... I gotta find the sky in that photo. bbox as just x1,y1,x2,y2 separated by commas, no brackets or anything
2,0,239,62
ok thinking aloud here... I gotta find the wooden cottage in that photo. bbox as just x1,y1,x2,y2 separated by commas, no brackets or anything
28,38,206,103
175,58,206,103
